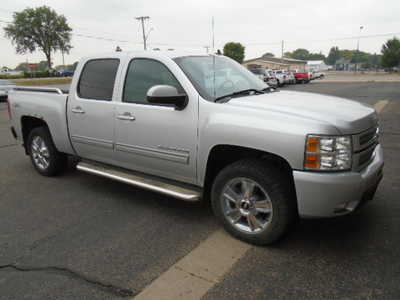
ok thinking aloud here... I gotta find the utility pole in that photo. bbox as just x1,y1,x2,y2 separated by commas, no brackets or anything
355,26,364,73
135,16,150,50
212,17,215,53
281,40,284,64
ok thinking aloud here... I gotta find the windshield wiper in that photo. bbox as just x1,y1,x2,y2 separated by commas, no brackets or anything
214,89,264,103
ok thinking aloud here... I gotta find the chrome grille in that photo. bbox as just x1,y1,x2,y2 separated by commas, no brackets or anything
354,125,379,152
353,125,379,171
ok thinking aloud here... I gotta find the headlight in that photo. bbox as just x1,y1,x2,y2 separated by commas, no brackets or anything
304,135,352,171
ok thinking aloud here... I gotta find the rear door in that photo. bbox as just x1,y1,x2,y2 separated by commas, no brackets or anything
67,58,121,165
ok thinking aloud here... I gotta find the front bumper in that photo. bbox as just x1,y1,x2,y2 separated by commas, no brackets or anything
293,144,384,217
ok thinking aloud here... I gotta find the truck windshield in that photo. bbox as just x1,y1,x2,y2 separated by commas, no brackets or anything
174,55,268,102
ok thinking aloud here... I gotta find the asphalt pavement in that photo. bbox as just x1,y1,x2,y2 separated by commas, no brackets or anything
0,82,399,299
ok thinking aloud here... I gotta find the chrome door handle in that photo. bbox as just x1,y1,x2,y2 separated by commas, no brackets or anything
117,113,135,121
71,107,85,114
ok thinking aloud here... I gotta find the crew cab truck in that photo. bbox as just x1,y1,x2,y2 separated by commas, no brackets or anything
7,51,384,245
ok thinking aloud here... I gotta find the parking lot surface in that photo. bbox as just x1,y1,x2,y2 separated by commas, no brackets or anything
1,82,399,299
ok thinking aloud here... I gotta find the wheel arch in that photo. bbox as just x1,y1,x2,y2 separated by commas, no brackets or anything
202,144,297,205
21,116,50,154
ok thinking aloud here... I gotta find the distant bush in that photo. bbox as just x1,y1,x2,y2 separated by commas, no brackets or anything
0,74,25,79
0,71,62,79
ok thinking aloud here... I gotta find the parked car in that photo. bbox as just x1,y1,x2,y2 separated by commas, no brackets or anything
57,69,74,77
284,70,296,84
271,70,286,86
7,51,383,245
294,71,311,83
248,68,278,88
311,71,325,79
265,70,278,88
248,67,266,81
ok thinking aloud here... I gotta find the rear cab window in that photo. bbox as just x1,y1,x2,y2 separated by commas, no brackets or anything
77,59,120,101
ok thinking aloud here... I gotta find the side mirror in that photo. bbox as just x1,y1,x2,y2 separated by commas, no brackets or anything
147,85,187,110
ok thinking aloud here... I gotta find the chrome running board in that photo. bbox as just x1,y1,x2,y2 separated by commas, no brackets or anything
77,161,201,202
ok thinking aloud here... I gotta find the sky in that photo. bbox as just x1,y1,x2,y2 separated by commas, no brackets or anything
0,0,399,68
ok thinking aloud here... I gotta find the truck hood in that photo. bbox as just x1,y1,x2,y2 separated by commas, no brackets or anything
227,91,377,134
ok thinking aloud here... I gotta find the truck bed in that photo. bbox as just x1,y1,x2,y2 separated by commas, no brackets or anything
8,86,75,155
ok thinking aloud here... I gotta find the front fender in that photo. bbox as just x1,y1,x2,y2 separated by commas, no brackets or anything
197,100,338,186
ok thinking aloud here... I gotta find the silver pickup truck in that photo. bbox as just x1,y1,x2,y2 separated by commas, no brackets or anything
7,51,383,245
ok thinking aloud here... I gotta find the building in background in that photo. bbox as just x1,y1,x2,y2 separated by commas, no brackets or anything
242,56,307,71
307,60,330,72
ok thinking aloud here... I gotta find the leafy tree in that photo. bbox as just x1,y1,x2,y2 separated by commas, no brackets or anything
262,52,275,58
284,48,325,61
326,46,341,65
223,42,245,63
15,62,29,72
367,53,382,69
340,49,355,60
289,48,310,60
308,52,326,61
4,6,72,69
381,37,400,69
37,60,49,71
216,49,222,55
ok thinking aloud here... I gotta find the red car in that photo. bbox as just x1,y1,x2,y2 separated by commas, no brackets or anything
293,71,311,84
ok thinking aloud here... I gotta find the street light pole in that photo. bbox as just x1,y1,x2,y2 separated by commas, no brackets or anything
355,26,364,73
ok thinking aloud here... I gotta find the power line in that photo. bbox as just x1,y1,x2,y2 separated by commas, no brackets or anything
1,16,398,49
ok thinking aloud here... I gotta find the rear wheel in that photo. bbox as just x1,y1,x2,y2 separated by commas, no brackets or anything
27,127,68,176
211,159,297,245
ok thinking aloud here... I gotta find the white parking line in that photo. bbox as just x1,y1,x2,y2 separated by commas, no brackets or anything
132,230,251,300
374,100,389,114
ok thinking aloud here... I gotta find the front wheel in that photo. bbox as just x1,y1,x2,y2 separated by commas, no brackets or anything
211,159,297,245
28,127,68,176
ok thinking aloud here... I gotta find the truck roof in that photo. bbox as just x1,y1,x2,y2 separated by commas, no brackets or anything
81,50,210,61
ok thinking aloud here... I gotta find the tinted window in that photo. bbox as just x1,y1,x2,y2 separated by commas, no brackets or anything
78,59,120,100
123,59,184,104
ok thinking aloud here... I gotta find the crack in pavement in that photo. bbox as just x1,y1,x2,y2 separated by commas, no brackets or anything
174,265,217,284
0,263,136,298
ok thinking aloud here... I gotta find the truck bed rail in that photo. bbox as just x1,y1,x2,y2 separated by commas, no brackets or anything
13,86,66,95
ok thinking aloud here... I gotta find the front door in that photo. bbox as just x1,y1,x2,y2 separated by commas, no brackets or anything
114,58,198,184
67,58,120,165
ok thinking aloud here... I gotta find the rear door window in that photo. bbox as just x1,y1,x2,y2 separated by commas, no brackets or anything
78,59,120,101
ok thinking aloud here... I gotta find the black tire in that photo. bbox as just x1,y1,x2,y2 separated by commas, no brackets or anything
211,159,297,245
27,127,68,176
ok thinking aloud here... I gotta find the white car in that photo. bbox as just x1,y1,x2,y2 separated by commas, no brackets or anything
284,70,296,84
311,71,325,79
271,70,286,87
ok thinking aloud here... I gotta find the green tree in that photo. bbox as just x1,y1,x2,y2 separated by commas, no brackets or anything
15,62,29,72
37,60,49,71
326,46,341,65
4,6,72,69
262,52,275,58
381,37,400,69
308,52,326,61
289,48,310,60
223,42,245,63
